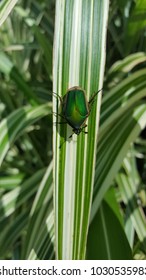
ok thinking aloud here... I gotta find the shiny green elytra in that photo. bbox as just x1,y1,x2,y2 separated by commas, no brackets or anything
59,86,101,136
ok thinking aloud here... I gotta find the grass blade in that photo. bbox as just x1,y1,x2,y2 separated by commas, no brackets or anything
0,0,18,27
0,103,51,165
53,0,109,259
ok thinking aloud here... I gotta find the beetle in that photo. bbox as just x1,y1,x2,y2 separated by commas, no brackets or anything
54,86,102,137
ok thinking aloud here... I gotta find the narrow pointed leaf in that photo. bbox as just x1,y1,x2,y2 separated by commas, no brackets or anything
0,103,51,165
116,155,146,249
23,162,54,260
53,0,109,259
0,0,18,27
87,201,132,260
91,103,146,220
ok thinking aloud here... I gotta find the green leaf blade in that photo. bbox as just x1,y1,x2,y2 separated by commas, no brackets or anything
53,0,109,259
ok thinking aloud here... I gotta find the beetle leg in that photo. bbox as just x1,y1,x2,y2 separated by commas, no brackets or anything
69,133,73,138
59,139,66,149
82,125,88,134
53,112,66,119
82,124,87,128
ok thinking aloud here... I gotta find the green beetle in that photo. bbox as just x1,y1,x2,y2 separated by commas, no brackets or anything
55,86,102,137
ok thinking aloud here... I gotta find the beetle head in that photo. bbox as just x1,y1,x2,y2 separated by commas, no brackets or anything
73,128,82,135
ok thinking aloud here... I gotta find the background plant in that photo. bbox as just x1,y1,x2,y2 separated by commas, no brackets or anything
0,0,146,260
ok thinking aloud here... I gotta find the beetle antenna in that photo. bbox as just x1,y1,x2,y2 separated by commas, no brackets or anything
89,88,103,104
53,92,63,103
48,90,63,103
